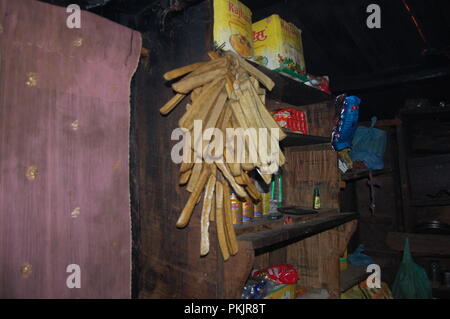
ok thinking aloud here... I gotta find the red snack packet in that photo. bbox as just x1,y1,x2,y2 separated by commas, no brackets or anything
273,109,308,134
253,264,299,285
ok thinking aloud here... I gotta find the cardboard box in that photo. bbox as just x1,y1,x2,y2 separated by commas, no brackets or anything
213,0,253,58
264,284,296,299
252,14,306,81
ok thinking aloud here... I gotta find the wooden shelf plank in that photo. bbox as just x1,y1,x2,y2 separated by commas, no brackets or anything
281,130,330,147
237,212,358,251
235,208,338,237
410,198,450,207
386,232,450,256
248,61,333,106
340,265,369,292
400,107,450,117
341,168,393,181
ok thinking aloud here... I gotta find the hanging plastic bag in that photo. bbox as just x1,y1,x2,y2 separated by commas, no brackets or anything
348,244,376,266
331,95,361,152
392,238,432,299
349,116,387,170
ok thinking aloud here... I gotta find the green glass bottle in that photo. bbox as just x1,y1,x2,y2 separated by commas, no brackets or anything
313,188,321,210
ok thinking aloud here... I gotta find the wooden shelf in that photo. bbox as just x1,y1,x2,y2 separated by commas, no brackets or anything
410,198,450,207
236,212,358,252
400,107,450,117
341,168,393,181
386,232,450,256
281,130,330,147
248,61,333,106
340,265,369,292
433,284,450,299
235,208,338,236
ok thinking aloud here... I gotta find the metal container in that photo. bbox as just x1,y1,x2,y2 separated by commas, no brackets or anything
230,192,242,224
253,200,262,218
242,197,254,223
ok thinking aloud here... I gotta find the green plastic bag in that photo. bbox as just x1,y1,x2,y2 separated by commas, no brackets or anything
392,238,432,299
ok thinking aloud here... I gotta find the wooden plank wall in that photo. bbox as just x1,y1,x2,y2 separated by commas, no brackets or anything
267,100,339,209
131,1,231,298
287,220,357,298
252,99,339,287
284,144,340,210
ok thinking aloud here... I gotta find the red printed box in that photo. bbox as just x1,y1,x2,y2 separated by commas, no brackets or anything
273,109,309,134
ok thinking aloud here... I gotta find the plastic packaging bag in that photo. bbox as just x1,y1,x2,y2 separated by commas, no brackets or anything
350,116,387,170
242,265,299,299
253,264,299,284
392,238,432,299
331,95,361,152
348,244,376,267
241,278,275,299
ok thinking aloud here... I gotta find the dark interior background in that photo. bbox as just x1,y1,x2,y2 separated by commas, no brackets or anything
38,0,450,296
41,0,450,120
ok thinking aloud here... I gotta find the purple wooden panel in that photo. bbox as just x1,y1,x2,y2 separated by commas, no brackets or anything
0,0,141,298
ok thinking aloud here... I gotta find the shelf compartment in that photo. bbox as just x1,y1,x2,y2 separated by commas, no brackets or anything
341,168,393,181
340,264,370,292
281,130,330,147
236,212,358,251
248,61,333,106
235,208,338,236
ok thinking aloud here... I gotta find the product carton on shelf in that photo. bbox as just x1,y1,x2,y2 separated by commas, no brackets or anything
213,0,253,58
252,14,307,81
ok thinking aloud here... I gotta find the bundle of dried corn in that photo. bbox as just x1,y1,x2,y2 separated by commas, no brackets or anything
160,50,286,260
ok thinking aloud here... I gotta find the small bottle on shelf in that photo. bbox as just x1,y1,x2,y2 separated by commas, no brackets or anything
313,187,321,210
269,170,283,214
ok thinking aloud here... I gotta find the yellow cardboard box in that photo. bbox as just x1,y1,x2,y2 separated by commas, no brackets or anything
252,14,306,80
213,0,253,58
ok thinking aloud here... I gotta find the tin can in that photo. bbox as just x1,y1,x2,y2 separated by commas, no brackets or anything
261,193,271,215
253,200,262,218
242,197,254,223
230,192,242,224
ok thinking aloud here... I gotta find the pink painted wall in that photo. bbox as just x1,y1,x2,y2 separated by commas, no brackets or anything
0,0,141,298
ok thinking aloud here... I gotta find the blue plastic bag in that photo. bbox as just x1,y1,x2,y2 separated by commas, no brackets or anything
348,244,376,267
349,116,387,170
331,95,361,152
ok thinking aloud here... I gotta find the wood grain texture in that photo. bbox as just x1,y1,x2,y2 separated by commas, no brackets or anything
284,144,340,210
132,1,228,298
238,213,357,251
287,220,357,298
386,232,450,256
223,241,255,298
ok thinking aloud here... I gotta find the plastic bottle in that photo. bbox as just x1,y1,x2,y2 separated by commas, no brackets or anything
270,170,283,213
